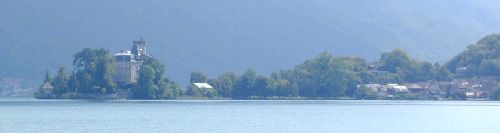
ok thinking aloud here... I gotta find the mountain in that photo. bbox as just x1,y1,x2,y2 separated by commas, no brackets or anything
2,0,500,86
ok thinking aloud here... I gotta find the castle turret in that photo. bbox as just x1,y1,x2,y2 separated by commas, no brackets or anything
133,38,147,55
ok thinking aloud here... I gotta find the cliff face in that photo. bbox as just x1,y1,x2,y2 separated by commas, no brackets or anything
2,0,500,86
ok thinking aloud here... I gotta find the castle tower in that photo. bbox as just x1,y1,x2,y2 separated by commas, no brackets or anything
133,38,147,55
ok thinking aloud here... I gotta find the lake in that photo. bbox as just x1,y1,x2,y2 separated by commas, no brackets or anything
0,100,499,133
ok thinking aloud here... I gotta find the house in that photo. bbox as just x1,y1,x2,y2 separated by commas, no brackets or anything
192,83,217,98
405,83,425,93
386,84,408,98
193,83,214,89
41,82,54,97
387,84,408,93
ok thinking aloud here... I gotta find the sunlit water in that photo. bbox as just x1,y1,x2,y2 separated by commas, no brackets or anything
0,100,499,133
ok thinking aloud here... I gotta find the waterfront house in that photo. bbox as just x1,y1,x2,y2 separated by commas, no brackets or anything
41,82,54,97
405,83,425,93
193,83,214,90
192,83,217,98
387,84,408,93
386,84,408,98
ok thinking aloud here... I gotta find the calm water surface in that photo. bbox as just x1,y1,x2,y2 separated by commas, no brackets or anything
0,100,499,133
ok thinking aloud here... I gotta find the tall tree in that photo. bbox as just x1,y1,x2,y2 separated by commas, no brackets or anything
190,72,207,83
209,72,237,98
135,65,157,99
44,70,52,83
71,48,116,94
254,76,271,98
233,69,257,99
53,67,68,95
379,49,412,73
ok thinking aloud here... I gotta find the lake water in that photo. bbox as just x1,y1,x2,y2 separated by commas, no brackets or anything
0,100,499,133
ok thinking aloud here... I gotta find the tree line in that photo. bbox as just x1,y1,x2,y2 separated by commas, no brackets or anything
187,34,500,99
186,49,454,99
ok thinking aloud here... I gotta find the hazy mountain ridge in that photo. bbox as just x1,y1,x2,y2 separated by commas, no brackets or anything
2,0,500,86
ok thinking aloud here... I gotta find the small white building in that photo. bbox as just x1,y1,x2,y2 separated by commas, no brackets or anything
192,83,214,89
387,84,409,93
41,82,54,95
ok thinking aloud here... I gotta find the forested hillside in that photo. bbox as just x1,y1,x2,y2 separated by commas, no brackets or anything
3,0,500,86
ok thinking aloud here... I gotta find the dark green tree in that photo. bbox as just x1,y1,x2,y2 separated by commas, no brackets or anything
233,69,257,99
135,65,157,99
208,72,237,98
71,48,116,94
254,76,271,98
53,67,68,95
44,70,52,83
190,72,207,83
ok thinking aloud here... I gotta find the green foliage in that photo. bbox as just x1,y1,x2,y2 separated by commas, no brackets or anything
294,52,365,97
190,72,207,83
158,78,182,99
379,49,412,73
70,48,116,94
135,65,157,99
133,59,181,99
209,72,237,98
53,67,68,95
186,86,202,97
44,70,52,83
233,69,257,99
377,49,450,83
447,34,500,77
491,85,500,100
355,85,375,99
201,87,218,98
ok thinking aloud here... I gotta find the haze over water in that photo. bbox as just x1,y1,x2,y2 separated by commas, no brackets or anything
0,100,499,133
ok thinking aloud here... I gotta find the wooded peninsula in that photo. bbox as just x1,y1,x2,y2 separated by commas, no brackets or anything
36,34,500,100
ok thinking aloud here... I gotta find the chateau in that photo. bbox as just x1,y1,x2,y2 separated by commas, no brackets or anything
113,38,150,85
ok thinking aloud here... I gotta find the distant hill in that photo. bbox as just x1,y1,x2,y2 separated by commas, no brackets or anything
2,0,500,86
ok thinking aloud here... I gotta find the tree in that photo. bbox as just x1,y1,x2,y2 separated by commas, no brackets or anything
209,72,237,98
158,78,182,99
492,86,500,100
190,72,208,83
143,58,165,84
71,48,116,94
292,52,365,98
254,76,271,98
379,49,412,73
134,65,157,99
53,67,68,95
233,69,257,99
44,70,52,83
76,71,92,93
355,85,371,99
